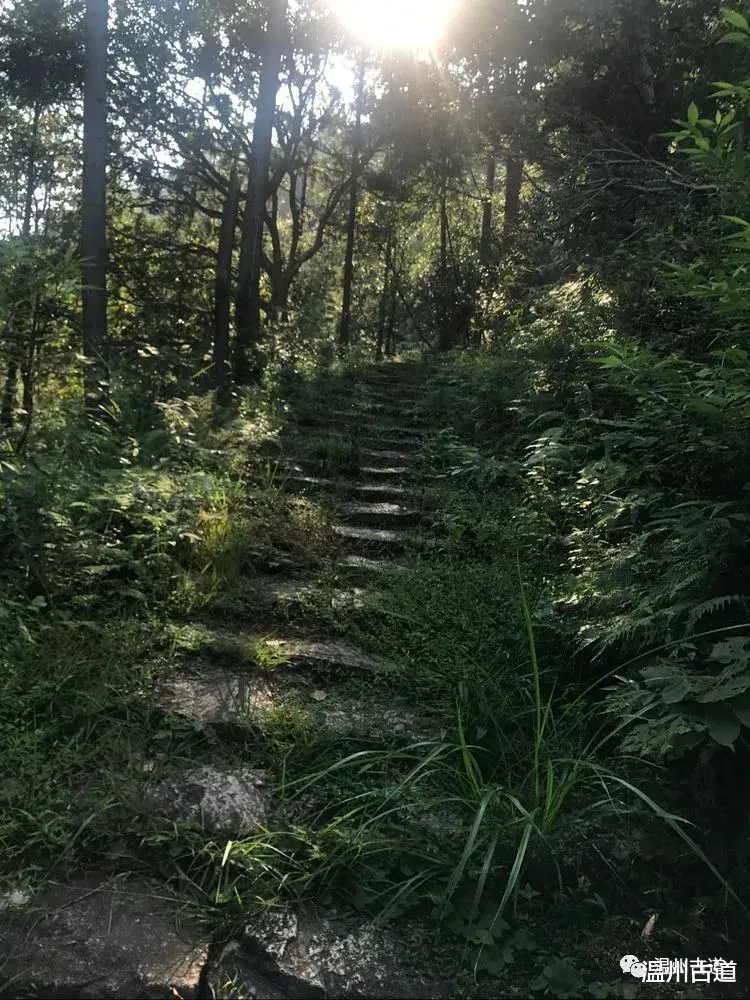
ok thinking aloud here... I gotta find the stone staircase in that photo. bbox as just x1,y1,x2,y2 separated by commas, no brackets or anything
1,362,448,1000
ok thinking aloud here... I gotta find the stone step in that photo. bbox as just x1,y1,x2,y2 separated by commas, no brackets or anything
360,435,422,452
360,396,421,411
351,482,413,503
358,379,428,392
163,665,433,746
296,408,426,429
259,578,380,613
209,903,450,999
333,524,413,554
276,474,416,505
338,501,420,530
152,765,270,836
357,366,428,382
335,554,412,575
271,456,359,478
364,395,420,406
370,423,424,437
362,448,414,464
263,637,388,673
2,875,209,998
365,415,421,429
276,472,335,492
360,464,410,479
160,637,393,729
160,665,273,729
323,385,421,403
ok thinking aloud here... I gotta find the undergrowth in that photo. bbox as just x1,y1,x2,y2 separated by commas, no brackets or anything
0,370,333,893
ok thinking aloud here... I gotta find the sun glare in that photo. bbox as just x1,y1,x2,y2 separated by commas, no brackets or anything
333,0,457,50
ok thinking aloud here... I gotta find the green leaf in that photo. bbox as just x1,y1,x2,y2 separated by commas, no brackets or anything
687,398,721,414
471,927,495,946
718,30,750,42
512,927,537,950
704,707,741,747
722,7,749,31
687,102,700,125
698,672,750,703
662,677,692,704
542,959,582,998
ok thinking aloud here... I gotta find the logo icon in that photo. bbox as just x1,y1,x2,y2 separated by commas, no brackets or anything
620,955,647,980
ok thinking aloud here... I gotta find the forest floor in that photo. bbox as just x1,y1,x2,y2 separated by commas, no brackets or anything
0,359,746,999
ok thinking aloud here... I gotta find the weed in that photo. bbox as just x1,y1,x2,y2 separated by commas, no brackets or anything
297,432,362,476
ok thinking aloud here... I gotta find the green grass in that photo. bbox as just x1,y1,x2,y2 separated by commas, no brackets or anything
296,431,362,476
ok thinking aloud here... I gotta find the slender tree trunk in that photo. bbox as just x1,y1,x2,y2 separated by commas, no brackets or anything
23,102,41,238
479,156,496,263
338,58,365,348
0,104,39,432
439,169,448,287
284,162,308,319
299,167,308,220
437,169,453,351
503,153,523,239
235,157,255,340
187,78,209,225
15,364,34,454
234,0,288,383
81,0,109,414
213,161,240,402
375,231,392,362
385,281,397,357
271,270,290,318
42,176,52,237
1,361,17,430
15,301,40,454
266,188,284,320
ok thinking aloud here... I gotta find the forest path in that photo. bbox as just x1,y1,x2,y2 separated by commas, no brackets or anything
2,360,451,1000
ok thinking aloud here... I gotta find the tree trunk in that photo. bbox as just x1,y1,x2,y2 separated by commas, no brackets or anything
375,231,392,361
503,153,523,239
23,102,41,238
15,302,40,454
338,58,365,348
437,169,453,351
42,175,52,237
385,282,397,357
235,157,255,340
1,101,39,431
187,78,209,225
81,0,109,414
213,161,240,402
439,169,448,287
479,156,496,264
1,361,18,430
271,271,291,319
233,0,288,383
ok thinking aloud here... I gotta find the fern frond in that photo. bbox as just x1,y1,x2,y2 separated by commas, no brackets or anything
685,594,744,634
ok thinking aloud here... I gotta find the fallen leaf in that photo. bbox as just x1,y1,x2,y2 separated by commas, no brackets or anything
642,913,658,940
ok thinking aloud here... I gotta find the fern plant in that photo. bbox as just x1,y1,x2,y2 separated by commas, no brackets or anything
605,633,750,758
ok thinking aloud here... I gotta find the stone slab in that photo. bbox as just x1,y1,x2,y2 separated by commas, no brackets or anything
1,874,207,999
